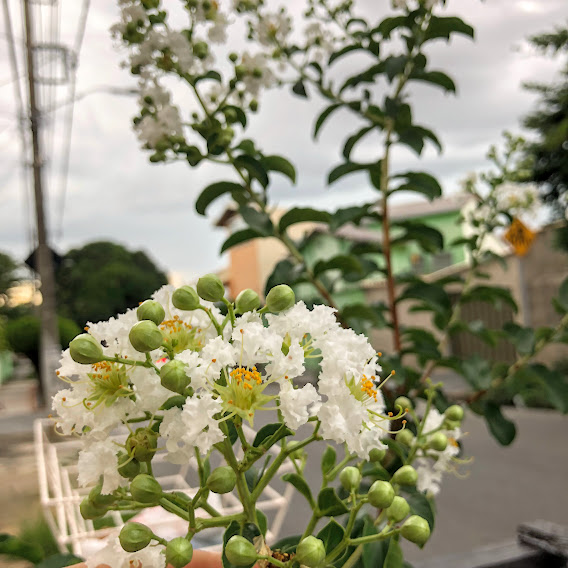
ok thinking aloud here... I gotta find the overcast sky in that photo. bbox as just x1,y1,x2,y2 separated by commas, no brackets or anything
0,0,566,283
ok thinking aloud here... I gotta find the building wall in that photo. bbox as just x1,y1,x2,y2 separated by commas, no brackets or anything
364,224,568,367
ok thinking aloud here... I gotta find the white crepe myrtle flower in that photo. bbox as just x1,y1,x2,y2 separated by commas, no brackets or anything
86,535,165,568
159,394,224,463
279,382,320,430
77,439,121,494
415,408,464,495
240,52,276,97
495,182,540,217
254,11,292,47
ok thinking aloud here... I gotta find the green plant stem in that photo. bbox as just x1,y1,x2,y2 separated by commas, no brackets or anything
222,297,236,327
301,511,321,539
258,556,288,568
195,512,246,531
159,497,190,521
197,305,223,336
250,423,320,502
200,501,221,517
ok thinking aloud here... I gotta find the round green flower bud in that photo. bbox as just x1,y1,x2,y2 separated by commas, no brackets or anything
401,515,431,546
265,285,295,313
386,496,410,523
395,429,414,447
79,497,107,520
69,334,104,365
367,480,395,509
339,466,361,491
193,41,209,59
206,466,237,494
429,432,448,452
117,452,141,479
137,300,165,325
172,285,201,311
88,482,115,507
369,448,386,463
392,465,418,487
126,428,158,462
224,536,258,566
166,537,194,568
196,274,225,302
160,360,190,394
119,522,153,553
229,52,238,62
235,289,260,314
249,99,258,112
394,396,412,412
445,405,464,422
130,474,163,504
295,536,326,568
129,320,163,353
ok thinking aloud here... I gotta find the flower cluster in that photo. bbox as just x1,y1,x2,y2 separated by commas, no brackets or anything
54,279,389,496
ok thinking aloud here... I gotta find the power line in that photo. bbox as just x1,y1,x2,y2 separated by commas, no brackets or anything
54,0,90,240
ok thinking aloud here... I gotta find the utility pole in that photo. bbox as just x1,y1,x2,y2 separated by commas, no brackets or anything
23,0,61,405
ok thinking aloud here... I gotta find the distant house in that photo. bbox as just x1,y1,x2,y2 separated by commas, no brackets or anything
215,194,487,301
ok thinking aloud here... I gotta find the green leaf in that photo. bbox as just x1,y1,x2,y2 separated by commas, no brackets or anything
558,275,568,311
404,490,435,531
342,303,387,328
361,461,390,481
409,70,456,93
503,322,536,355
397,126,442,155
160,395,186,410
234,155,269,188
193,70,222,84
292,80,307,97
425,15,475,42
278,207,331,233
317,487,349,516
392,220,444,253
330,204,373,231
36,554,84,568
391,171,442,201
282,473,315,507
195,181,244,216
260,155,296,184
317,519,345,554
461,285,518,313
343,126,375,160
376,15,409,38
460,354,493,390
321,445,337,476
484,402,516,446
339,62,385,93
329,44,364,65
384,55,408,82
239,206,274,236
220,229,264,254
253,423,293,447
314,255,364,278
256,509,268,537
0,534,44,563
223,105,247,128
383,536,403,568
328,162,370,184
512,364,568,413
399,281,452,319
314,103,342,139
362,518,389,568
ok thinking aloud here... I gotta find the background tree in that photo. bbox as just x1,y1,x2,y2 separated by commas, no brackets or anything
523,24,568,219
56,241,168,327
0,251,19,307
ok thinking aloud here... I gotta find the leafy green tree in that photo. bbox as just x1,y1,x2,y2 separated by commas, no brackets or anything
0,251,19,306
56,241,168,327
523,25,568,218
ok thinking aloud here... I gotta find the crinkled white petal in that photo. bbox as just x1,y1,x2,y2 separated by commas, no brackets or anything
279,382,320,430
77,439,121,494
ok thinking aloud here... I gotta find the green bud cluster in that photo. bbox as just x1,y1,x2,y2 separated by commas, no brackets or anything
119,522,153,552
339,466,361,491
129,320,163,352
401,515,431,546
224,535,258,566
137,300,165,325
235,288,260,314
126,428,158,462
166,537,194,568
206,466,237,494
160,360,190,394
386,496,410,522
295,536,326,567
197,274,225,302
69,334,104,365
79,481,116,520
172,285,201,310
265,284,295,313
130,474,163,504
367,480,395,509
